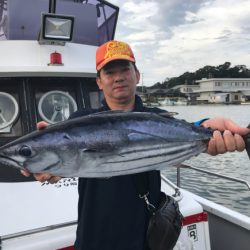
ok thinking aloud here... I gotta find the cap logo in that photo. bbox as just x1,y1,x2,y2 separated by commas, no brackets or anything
104,41,132,60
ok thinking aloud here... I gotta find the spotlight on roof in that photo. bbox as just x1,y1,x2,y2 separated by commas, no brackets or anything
38,13,74,45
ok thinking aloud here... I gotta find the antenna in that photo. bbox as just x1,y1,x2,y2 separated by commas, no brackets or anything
49,0,56,13
141,72,144,93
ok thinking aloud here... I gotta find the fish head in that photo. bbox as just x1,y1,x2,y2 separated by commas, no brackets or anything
0,137,61,174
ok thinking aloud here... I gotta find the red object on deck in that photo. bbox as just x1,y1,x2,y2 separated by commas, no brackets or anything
57,246,74,250
50,51,62,64
182,212,208,226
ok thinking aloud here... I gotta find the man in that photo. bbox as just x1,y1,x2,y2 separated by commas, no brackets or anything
23,40,249,250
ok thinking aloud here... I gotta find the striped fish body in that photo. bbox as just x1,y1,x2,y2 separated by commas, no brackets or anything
0,111,213,177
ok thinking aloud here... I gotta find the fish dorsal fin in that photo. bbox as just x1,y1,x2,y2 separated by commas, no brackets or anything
88,110,130,117
89,110,178,117
158,112,179,118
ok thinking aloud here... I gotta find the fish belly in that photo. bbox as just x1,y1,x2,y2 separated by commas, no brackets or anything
78,140,207,177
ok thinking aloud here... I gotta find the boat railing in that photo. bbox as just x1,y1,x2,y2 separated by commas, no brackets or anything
176,163,250,190
0,221,77,242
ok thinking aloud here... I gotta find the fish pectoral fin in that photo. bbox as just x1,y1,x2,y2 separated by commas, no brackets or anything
158,111,179,117
117,153,126,157
82,148,98,153
128,131,167,142
82,147,118,153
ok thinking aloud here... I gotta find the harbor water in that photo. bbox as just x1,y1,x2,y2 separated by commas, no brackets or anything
160,104,250,217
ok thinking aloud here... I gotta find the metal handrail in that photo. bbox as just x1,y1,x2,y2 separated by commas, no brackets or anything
177,163,250,190
1,221,77,241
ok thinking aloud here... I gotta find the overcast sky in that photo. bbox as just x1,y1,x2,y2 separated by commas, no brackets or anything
110,0,250,86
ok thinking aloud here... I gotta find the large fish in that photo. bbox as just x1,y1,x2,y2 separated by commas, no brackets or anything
0,111,249,178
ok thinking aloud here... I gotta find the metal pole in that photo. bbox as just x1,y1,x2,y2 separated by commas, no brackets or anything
49,0,56,13
177,167,181,187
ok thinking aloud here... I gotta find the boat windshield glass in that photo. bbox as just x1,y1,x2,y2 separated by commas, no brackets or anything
0,0,119,45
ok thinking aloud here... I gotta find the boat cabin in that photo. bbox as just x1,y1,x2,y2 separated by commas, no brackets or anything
0,0,119,182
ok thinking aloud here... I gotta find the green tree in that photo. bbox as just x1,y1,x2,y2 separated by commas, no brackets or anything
149,62,250,89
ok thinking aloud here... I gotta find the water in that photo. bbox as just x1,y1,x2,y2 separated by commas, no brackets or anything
160,104,250,217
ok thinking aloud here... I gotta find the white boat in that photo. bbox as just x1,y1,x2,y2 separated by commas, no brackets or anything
0,1,249,249
175,97,188,105
159,97,187,106
159,98,175,106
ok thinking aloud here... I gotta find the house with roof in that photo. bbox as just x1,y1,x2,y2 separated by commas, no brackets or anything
137,88,169,104
171,84,200,104
194,78,250,104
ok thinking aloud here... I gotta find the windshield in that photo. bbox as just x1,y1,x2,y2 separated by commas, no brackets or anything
0,0,119,45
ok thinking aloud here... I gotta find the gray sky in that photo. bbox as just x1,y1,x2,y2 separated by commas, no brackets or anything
111,0,250,86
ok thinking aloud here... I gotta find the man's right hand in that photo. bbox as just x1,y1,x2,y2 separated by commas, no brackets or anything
21,121,62,184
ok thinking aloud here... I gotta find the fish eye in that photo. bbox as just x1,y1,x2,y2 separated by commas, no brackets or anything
19,145,32,157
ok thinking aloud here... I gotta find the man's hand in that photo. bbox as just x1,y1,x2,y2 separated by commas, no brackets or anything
21,121,62,184
202,117,250,155
21,170,62,184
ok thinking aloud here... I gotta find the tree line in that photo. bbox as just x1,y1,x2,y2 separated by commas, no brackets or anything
148,62,250,90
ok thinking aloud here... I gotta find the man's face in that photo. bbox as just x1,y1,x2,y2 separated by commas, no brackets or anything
96,60,140,105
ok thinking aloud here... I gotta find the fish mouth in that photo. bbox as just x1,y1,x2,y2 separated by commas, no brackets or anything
42,159,61,172
0,154,23,169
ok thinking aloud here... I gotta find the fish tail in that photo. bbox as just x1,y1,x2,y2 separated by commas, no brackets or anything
244,124,250,159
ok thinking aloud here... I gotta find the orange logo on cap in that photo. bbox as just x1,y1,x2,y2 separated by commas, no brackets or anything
104,41,132,60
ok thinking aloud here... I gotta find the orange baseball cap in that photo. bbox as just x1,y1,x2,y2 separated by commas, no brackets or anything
96,40,136,71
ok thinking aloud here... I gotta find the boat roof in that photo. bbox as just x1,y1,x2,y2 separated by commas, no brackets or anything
0,0,119,46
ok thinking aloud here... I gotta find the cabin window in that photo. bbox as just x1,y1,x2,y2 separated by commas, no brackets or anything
89,91,103,108
0,78,24,140
0,92,19,134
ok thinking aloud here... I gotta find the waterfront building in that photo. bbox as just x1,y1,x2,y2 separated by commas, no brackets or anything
195,78,250,104
171,84,199,104
138,78,250,105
